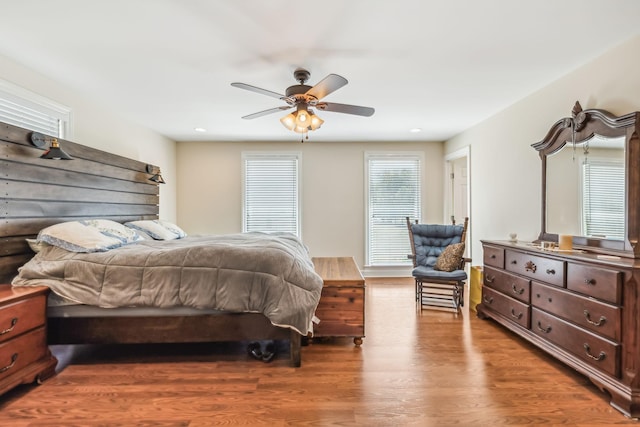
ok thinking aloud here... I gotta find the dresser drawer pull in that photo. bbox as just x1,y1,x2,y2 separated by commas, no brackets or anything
0,318,18,335
583,343,606,361
483,296,494,304
490,254,496,259
485,275,495,284
546,269,556,275
511,284,524,295
0,353,18,373
536,321,552,333
510,308,523,320
584,278,596,285
584,310,606,327
525,261,537,273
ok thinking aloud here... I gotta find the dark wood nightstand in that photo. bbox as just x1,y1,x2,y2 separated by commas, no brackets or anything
0,285,57,395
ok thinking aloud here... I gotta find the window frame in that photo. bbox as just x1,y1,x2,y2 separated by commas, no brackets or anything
242,151,302,238
0,79,72,138
365,151,423,267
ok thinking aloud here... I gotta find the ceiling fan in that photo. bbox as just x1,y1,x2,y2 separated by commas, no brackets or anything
231,68,374,140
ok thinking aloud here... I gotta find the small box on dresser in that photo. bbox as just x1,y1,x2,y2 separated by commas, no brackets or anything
0,284,57,396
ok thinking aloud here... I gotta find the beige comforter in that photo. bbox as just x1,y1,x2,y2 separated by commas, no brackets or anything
12,232,323,335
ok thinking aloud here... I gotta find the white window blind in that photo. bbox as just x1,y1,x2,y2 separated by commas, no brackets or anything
366,153,421,266
0,80,70,137
243,153,300,236
582,159,625,239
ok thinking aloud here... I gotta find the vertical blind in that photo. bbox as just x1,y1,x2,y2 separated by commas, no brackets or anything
367,154,421,266
243,153,300,236
582,159,625,239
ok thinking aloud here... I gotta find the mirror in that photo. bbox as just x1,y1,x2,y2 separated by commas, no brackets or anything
533,101,640,258
546,134,625,240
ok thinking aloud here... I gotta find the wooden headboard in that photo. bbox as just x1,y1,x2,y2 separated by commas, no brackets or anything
0,121,160,282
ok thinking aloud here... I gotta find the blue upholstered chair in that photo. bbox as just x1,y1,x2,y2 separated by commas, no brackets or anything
406,217,469,311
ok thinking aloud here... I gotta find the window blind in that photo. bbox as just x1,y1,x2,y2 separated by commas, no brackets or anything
243,153,300,236
582,159,624,239
366,154,421,266
0,82,70,137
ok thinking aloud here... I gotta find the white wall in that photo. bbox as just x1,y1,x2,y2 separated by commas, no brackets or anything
177,140,444,270
445,35,640,263
0,53,178,221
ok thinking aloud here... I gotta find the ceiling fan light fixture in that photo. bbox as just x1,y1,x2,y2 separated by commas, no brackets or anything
280,113,296,130
308,111,324,130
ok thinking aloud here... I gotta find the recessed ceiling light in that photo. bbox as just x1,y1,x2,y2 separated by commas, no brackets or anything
194,127,207,132
409,128,422,133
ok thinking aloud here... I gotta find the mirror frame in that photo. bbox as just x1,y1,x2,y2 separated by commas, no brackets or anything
532,101,640,258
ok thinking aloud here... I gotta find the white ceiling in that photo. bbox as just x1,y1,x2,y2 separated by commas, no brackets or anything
1,0,640,143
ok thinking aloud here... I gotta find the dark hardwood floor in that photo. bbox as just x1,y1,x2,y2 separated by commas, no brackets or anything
0,278,636,426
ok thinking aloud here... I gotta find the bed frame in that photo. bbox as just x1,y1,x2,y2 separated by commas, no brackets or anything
0,121,302,366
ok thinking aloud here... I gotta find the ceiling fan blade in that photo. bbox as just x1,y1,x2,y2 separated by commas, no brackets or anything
305,74,348,100
231,82,286,100
241,106,292,120
316,102,375,117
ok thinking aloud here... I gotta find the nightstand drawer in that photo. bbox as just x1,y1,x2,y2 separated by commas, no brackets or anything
0,326,48,382
0,293,47,344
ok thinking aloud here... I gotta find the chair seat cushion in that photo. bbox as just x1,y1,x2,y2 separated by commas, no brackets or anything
412,266,467,281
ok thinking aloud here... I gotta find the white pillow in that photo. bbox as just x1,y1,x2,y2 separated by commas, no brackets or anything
26,238,50,253
125,220,181,240
37,221,123,253
80,219,143,244
158,220,187,238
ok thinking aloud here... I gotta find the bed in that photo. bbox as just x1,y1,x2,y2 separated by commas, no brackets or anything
0,121,322,367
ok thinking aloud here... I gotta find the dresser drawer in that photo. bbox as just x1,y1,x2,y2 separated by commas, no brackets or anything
531,308,619,377
505,250,565,287
0,326,49,382
566,263,622,304
484,266,530,303
483,245,504,269
0,293,47,344
531,281,621,341
481,287,530,329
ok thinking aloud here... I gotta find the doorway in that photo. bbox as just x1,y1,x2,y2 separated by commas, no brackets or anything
444,147,471,259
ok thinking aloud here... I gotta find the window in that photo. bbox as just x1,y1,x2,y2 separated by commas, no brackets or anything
366,153,422,266
582,158,625,239
243,152,301,236
0,79,71,137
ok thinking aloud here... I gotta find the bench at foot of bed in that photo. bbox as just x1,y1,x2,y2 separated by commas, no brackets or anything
311,256,365,346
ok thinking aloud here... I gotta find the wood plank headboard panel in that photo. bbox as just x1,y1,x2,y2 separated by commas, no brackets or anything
0,121,160,282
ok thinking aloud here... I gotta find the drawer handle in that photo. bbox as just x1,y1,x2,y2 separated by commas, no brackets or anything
483,296,494,304
536,321,552,333
583,343,606,361
511,284,524,295
584,310,606,327
525,261,537,273
490,254,496,259
510,308,523,320
546,269,556,275
584,278,596,285
485,275,495,284
0,318,18,335
0,353,18,373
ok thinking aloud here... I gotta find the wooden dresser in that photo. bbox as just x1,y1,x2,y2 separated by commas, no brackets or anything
312,257,365,345
478,241,640,417
0,285,57,395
